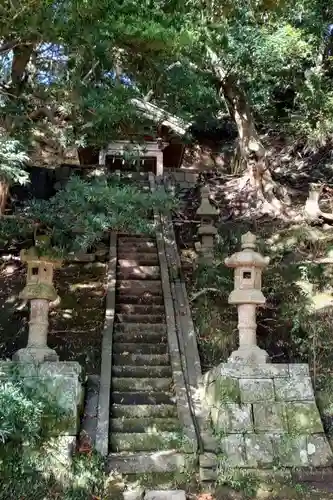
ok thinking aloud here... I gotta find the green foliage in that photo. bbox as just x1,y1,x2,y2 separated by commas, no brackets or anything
292,68,333,143
0,133,29,185
0,175,177,256
0,0,332,147
0,370,109,499
0,373,70,447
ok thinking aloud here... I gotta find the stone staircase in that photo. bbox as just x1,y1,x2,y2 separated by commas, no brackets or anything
107,233,190,474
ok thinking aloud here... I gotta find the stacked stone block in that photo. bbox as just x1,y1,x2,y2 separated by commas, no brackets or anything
0,361,83,470
201,363,333,472
164,169,199,189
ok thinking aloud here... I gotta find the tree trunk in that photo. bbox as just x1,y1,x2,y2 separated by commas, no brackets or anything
220,74,289,215
0,179,9,215
11,44,34,94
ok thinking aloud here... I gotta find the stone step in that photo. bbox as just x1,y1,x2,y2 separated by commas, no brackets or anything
115,294,164,306
112,377,172,392
116,304,165,315
112,392,175,406
117,280,163,296
109,432,183,452
114,323,167,334
112,365,172,378
106,451,187,474
110,418,180,433
117,266,160,280
117,254,159,266
117,243,157,253
112,353,169,366
111,404,177,419
118,236,155,243
113,330,167,345
115,313,165,324
112,343,168,355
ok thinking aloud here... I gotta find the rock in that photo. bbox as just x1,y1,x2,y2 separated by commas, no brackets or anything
124,488,145,500
145,491,186,500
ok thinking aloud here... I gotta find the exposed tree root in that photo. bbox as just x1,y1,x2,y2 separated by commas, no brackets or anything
304,183,333,223
223,164,297,220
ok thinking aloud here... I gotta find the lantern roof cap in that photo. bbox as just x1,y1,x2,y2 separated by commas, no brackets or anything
196,186,219,217
241,231,256,249
225,232,270,268
20,247,62,267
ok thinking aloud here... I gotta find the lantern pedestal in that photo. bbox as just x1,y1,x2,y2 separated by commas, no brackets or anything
228,344,269,364
225,232,270,364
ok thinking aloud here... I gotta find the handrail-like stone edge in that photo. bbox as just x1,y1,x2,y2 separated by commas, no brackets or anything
157,191,220,478
95,231,117,456
149,173,198,454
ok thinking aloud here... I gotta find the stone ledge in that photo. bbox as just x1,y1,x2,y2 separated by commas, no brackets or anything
201,362,333,471
0,361,83,437
0,360,83,378
218,432,333,469
145,490,186,500
203,363,290,384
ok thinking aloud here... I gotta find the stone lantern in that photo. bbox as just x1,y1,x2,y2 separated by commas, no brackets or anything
225,232,270,363
196,186,219,263
13,247,62,362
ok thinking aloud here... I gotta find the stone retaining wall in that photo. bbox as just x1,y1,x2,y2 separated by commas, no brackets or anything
200,363,333,478
0,361,83,470
164,168,199,189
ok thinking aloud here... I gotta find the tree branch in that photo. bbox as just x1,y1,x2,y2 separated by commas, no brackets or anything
189,287,223,302
143,61,182,102
0,40,19,54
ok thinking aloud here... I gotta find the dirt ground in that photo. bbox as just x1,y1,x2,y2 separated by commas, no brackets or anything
0,252,106,374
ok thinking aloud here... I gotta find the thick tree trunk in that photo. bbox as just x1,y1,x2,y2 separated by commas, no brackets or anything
0,179,9,215
220,74,289,215
222,74,265,165
2,42,34,132
11,44,34,93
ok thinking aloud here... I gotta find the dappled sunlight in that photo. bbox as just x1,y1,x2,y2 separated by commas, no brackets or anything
1,264,19,276
70,282,103,291
5,294,19,304
311,293,333,311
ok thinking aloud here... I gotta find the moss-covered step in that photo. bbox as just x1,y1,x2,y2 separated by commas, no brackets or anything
112,391,175,405
112,377,172,392
107,451,193,474
115,313,165,324
117,280,163,295
115,293,164,305
117,266,161,280
112,366,172,378
117,255,159,266
114,323,166,334
112,365,172,378
117,244,157,253
112,353,169,366
113,331,167,344
116,304,165,315
109,417,180,433
109,431,186,452
111,404,177,419
112,343,168,355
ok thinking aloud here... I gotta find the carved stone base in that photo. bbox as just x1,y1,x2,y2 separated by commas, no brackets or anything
13,346,59,363
228,345,269,364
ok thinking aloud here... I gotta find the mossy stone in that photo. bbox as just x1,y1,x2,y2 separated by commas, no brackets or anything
286,402,324,434
205,376,240,407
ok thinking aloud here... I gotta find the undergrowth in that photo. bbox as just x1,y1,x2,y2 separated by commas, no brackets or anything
189,221,333,433
0,370,109,499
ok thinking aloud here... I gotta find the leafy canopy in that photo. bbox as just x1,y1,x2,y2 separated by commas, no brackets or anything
0,175,178,255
